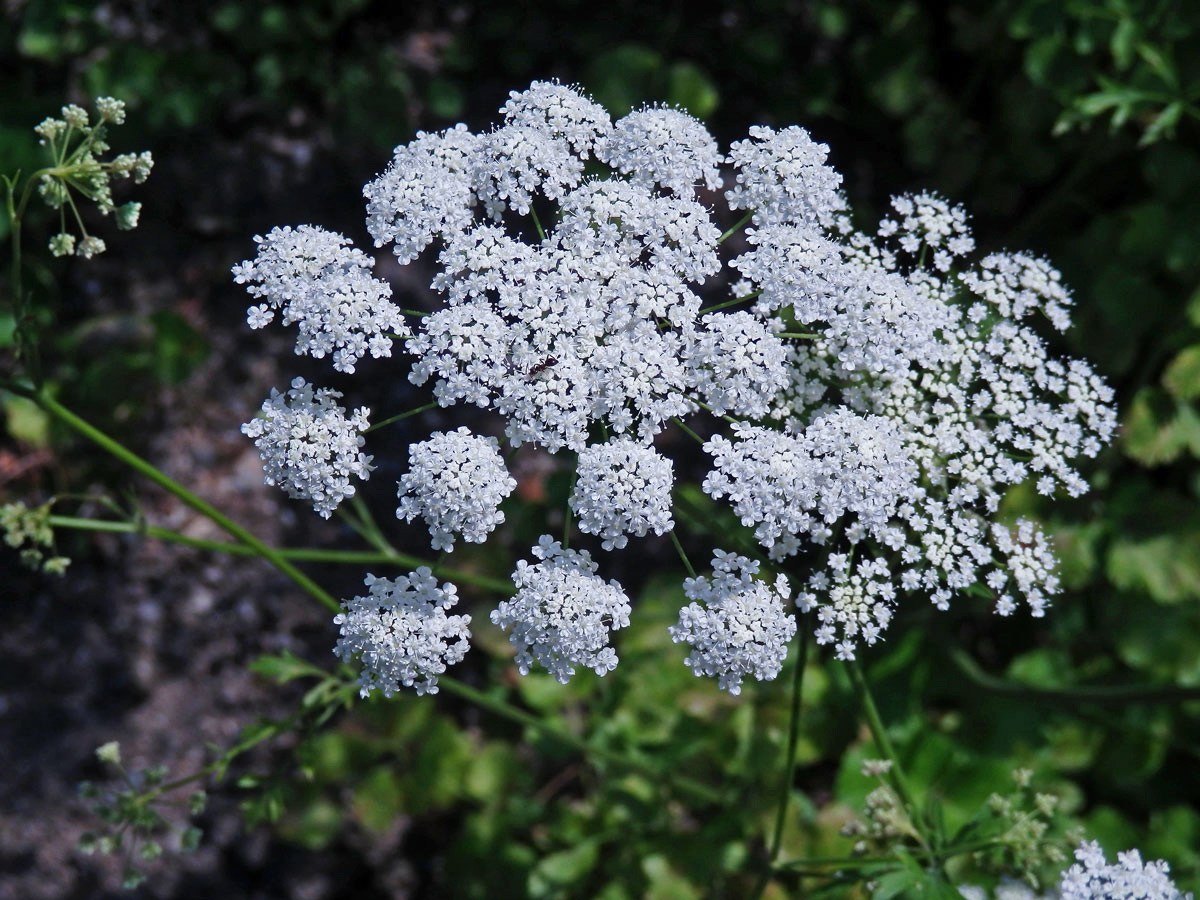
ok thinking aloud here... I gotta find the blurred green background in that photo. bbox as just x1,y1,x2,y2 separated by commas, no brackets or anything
2,0,1199,897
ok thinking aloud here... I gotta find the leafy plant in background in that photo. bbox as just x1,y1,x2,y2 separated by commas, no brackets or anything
1011,0,1200,146
5,79,1199,899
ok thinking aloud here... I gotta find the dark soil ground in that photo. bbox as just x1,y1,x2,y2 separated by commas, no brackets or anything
0,122,437,898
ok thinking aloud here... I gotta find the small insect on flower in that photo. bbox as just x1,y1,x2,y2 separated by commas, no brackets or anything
526,356,559,378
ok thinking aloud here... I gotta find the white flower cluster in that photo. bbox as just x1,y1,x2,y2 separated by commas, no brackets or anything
703,409,917,562
959,841,1194,900
241,377,372,519
361,81,782,451
594,105,724,196
570,439,674,550
720,173,1115,655
237,80,1118,693
490,536,632,684
1059,841,1192,900
333,569,471,697
687,311,790,418
396,427,516,552
670,551,797,695
233,225,408,373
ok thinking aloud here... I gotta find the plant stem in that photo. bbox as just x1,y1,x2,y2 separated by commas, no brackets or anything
436,675,723,804
846,658,931,852
364,401,438,434
749,620,810,900
672,416,705,445
778,332,820,340
719,210,754,243
31,389,341,613
47,514,516,592
699,291,761,315
563,465,577,549
668,529,697,578
768,620,809,860
947,646,1200,704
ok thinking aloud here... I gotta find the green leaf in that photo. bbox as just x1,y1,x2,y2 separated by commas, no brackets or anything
528,838,602,897
1136,41,1179,90
1107,533,1200,603
1123,388,1200,465
1163,345,1200,400
249,650,323,684
352,766,405,833
1110,17,1139,71
179,826,203,853
1140,101,1185,146
642,853,701,900
666,63,719,120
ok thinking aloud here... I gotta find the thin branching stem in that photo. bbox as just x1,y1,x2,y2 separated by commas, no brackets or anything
364,401,438,433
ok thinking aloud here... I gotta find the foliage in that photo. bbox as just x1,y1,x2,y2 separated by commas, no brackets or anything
2,2,1199,898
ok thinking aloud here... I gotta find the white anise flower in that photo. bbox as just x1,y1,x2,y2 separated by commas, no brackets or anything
961,252,1073,332
687,311,789,419
242,377,373,519
725,125,846,227
363,124,480,264
333,569,471,698
1059,841,1192,900
409,186,714,450
556,178,721,282
232,225,408,373
570,439,674,550
877,193,974,263
596,105,723,196
491,536,632,683
703,410,916,560
499,79,612,155
670,551,796,695
396,427,516,552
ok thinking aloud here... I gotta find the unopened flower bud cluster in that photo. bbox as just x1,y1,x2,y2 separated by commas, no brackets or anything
235,81,1116,697
32,97,152,258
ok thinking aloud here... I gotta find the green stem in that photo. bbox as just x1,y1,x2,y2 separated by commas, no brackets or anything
668,529,697,578
436,676,723,804
348,494,393,554
143,673,356,801
530,206,546,241
699,291,761,315
749,620,810,900
364,401,438,433
778,332,821,340
47,514,514,591
947,646,1200,705
563,465,577,549
672,416,705,445
768,620,809,860
774,836,1011,873
846,658,932,853
689,395,743,426
31,389,341,613
719,210,754,243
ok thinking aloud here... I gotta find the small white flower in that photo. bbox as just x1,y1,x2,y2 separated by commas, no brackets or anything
1059,840,1192,900
670,551,796,695
491,537,631,683
232,225,408,373
242,377,372,519
334,569,471,697
570,439,674,550
396,427,516,552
